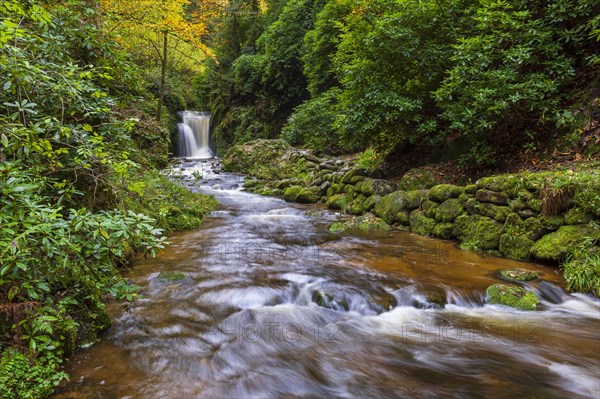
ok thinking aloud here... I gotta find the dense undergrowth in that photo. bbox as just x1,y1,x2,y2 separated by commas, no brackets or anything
0,1,215,397
198,0,599,167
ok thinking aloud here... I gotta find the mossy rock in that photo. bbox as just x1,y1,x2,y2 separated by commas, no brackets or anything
360,178,396,196
497,268,540,282
474,203,512,223
373,190,428,223
284,186,320,203
243,179,261,189
342,168,369,184
222,139,293,179
540,215,565,231
574,184,600,218
422,199,439,218
486,284,540,310
396,211,411,225
476,174,521,194
475,189,509,205
526,198,542,212
428,184,464,202
158,271,186,282
409,210,437,236
432,222,455,239
517,208,538,219
504,212,524,228
499,234,534,260
464,184,478,194
350,175,366,185
453,215,504,250
435,198,464,222
326,194,349,210
530,224,600,261
329,214,390,233
348,194,367,215
398,167,441,190
564,208,591,225
363,194,381,211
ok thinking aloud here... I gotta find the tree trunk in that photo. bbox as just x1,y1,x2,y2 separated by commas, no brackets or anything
156,32,168,121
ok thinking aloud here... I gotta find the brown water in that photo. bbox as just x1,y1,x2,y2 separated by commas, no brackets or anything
54,166,600,399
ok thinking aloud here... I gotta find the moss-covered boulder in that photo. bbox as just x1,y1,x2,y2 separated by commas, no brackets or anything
222,139,293,179
397,167,441,190
284,186,320,203
432,222,455,239
363,194,381,212
374,190,428,223
348,194,367,215
453,215,504,250
422,200,439,218
499,234,535,260
396,210,411,225
342,168,369,184
326,194,349,211
475,189,509,205
409,210,437,236
464,184,478,194
474,203,512,223
564,208,591,225
329,213,391,233
158,271,186,282
435,198,464,222
530,224,600,261
486,284,540,310
476,174,521,194
428,184,464,202
360,178,396,196
497,268,540,282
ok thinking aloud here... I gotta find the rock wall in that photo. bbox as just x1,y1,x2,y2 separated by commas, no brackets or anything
231,140,600,264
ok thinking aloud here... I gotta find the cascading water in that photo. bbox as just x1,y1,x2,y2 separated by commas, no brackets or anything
177,111,214,159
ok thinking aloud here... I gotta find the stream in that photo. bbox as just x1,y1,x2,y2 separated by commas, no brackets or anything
54,161,600,398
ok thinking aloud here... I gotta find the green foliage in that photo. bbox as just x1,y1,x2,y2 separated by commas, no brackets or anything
355,148,383,172
562,253,600,297
0,349,67,399
281,88,341,152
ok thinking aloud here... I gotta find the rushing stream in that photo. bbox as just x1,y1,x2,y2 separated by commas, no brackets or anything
54,161,600,398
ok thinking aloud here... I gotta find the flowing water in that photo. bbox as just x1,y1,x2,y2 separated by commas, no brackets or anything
177,112,213,159
54,162,600,399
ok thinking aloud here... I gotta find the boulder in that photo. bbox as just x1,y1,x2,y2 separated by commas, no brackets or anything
530,224,600,261
453,215,504,250
432,222,455,239
435,198,464,222
283,186,320,203
499,234,535,260
422,200,439,218
497,268,540,282
360,178,396,196
409,210,437,236
374,190,428,224
486,284,540,310
326,194,349,211
475,189,509,205
428,184,464,202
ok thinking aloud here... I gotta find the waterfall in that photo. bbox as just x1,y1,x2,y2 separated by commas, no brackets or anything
177,111,214,159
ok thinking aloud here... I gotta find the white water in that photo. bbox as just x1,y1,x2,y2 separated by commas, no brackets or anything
177,111,214,159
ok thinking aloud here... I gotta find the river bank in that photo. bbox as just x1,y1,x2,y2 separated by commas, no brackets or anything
222,139,600,297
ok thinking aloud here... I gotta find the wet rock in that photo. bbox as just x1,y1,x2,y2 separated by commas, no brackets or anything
475,189,509,205
158,271,186,282
435,198,464,222
486,284,540,310
284,186,320,203
453,215,504,250
432,222,455,239
497,268,540,282
428,184,464,202
329,213,391,233
530,224,600,261
409,210,437,236
326,194,349,211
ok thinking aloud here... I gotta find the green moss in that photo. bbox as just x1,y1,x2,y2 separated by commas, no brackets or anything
283,186,320,203
428,184,464,202
396,211,411,225
497,268,540,282
486,284,540,310
422,200,439,218
474,203,512,223
326,194,349,210
348,194,367,215
373,190,428,224
475,189,509,205
564,208,591,225
329,222,348,232
435,198,464,222
342,168,369,184
409,210,437,236
476,174,521,194
432,222,455,239
157,271,186,282
464,184,478,194
329,214,390,233
530,224,600,261
363,194,381,211
453,215,504,250
360,178,396,196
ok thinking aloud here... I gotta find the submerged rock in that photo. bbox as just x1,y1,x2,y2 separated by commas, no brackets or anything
158,271,186,282
329,213,391,233
497,268,540,282
486,284,540,310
